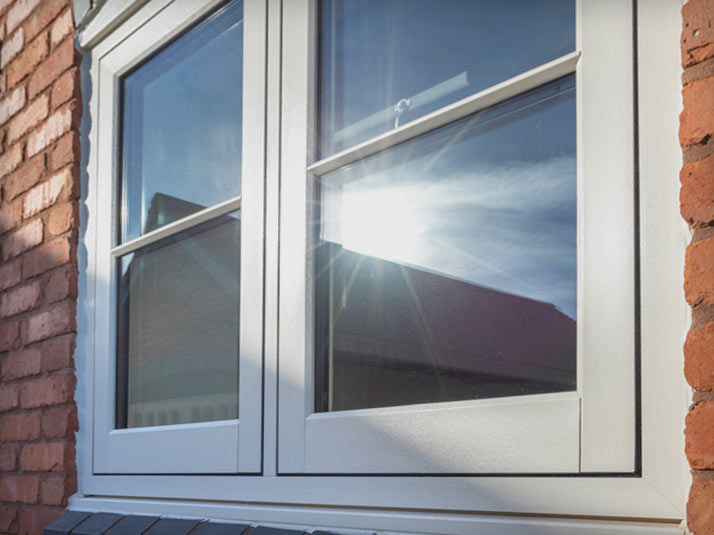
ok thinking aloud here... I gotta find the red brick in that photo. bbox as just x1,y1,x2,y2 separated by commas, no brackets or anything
49,132,79,171
0,444,19,472
17,508,61,535
0,321,21,352
0,281,42,318
3,153,46,201
28,38,77,100
22,236,73,279
686,236,714,306
41,407,76,439
41,474,75,506
20,302,75,345
683,0,714,67
42,335,73,372
26,103,77,157
23,167,75,219
0,86,26,125
44,266,76,304
20,374,74,408
687,401,714,470
50,9,73,49
689,481,714,534
686,322,714,391
0,384,19,412
0,476,39,504
682,77,714,146
19,442,73,472
50,66,78,110
0,260,22,291
6,0,43,34
23,0,68,42
0,199,22,235
5,32,48,89
0,144,23,179
1,28,24,69
0,506,17,533
1,347,42,380
682,155,714,227
47,202,76,237
2,219,43,261
7,93,49,145
0,412,40,442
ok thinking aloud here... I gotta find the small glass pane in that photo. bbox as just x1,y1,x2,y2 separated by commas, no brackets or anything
116,212,240,428
319,0,574,156
121,1,243,243
315,77,576,412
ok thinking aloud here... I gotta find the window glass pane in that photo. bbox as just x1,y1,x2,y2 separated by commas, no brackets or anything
315,77,576,412
319,0,574,156
116,212,240,428
121,1,243,243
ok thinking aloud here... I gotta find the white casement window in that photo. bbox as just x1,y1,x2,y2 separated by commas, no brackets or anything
79,0,687,531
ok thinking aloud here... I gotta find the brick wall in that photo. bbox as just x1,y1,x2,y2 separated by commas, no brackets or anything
0,1,81,534
682,1,714,534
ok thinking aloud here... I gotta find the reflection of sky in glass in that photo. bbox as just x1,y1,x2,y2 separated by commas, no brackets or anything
121,1,243,242
321,77,576,319
320,0,574,155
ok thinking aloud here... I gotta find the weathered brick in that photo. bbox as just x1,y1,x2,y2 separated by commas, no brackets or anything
26,104,75,157
686,322,714,391
47,201,77,237
0,144,23,179
17,508,61,535
683,0,714,67
0,506,17,534
7,93,48,145
50,9,73,49
44,266,76,304
0,281,42,318
19,442,73,472
28,38,77,99
50,66,78,110
6,0,43,33
42,407,76,439
1,347,42,381
0,261,22,292
41,474,75,506
682,155,714,227
686,402,714,470
682,76,714,146
689,481,714,535
20,374,74,408
686,236,714,306
49,132,79,172
2,219,43,261
5,32,48,89
42,335,73,373
22,236,73,279
0,412,40,442
0,86,27,126
20,301,75,345
0,321,21,352
0,475,39,504
0,384,19,412
23,0,68,42
22,167,74,219
3,153,46,201
0,28,24,69
0,199,22,235
0,445,19,472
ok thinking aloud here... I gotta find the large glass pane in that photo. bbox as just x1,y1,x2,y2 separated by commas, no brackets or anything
116,212,240,428
315,77,576,412
319,0,574,156
121,1,243,243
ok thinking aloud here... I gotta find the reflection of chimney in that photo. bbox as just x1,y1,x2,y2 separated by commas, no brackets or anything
144,193,207,234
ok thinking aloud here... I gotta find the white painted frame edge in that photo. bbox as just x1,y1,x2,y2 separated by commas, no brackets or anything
74,0,687,526
86,0,265,474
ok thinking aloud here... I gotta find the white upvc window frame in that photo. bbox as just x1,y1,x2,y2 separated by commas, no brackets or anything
76,0,689,531
87,0,266,474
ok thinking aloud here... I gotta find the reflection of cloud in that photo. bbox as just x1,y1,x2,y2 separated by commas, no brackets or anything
322,156,577,319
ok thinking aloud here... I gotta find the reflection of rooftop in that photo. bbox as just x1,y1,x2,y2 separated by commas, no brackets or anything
144,192,207,234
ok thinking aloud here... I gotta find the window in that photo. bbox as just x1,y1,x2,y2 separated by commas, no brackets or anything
78,0,686,529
